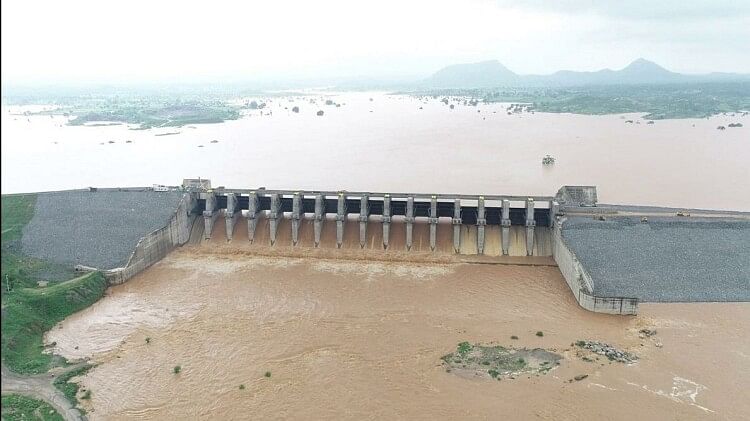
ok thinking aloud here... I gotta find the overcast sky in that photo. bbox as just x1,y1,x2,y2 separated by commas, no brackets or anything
2,0,749,85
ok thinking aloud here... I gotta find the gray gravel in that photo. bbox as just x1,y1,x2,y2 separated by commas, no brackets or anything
22,190,184,269
562,216,750,302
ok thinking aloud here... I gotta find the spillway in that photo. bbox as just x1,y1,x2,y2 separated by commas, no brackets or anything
195,187,559,257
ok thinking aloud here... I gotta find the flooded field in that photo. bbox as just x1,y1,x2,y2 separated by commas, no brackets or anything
2,92,749,210
46,249,750,420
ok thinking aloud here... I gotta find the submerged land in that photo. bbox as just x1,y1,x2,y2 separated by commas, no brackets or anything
405,83,750,120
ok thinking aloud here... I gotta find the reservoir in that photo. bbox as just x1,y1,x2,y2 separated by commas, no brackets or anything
2,92,749,210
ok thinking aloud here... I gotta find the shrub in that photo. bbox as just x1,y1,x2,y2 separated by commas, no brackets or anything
173,365,181,374
536,331,544,337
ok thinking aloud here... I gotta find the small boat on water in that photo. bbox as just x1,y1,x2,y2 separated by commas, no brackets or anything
542,155,555,165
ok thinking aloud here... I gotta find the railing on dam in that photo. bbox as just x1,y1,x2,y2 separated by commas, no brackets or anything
196,188,560,256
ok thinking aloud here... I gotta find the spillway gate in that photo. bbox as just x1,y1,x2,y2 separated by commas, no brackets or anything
196,188,560,256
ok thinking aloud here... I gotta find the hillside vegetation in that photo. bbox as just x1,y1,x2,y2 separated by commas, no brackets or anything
410,83,750,119
1,195,107,374
1,394,64,421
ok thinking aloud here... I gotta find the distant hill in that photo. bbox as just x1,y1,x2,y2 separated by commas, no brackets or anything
428,60,519,88
425,58,750,88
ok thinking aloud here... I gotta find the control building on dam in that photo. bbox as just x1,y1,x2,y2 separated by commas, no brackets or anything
196,187,558,257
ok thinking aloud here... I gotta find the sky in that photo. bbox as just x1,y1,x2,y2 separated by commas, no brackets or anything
2,0,749,85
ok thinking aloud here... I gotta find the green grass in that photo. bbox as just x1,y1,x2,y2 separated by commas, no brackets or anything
1,194,66,291
457,341,472,356
1,394,64,421
1,194,35,244
2,194,75,289
2,194,108,374
2,272,107,373
53,364,93,410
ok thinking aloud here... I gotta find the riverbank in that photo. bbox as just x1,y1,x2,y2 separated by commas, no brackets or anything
1,194,104,419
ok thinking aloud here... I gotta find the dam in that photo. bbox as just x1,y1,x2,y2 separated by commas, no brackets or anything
15,181,749,318
197,185,558,256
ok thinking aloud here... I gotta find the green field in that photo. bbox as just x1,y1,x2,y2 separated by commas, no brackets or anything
1,195,107,374
1,394,64,421
409,82,750,119
53,364,94,412
63,100,241,129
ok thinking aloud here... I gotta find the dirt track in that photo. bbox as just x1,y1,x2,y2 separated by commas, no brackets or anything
1,364,85,421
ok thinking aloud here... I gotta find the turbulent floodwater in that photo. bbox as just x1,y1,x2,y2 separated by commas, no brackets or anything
2,93,749,210
47,250,750,420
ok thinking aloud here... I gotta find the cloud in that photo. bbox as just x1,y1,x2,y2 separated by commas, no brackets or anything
1,0,748,84
496,0,750,21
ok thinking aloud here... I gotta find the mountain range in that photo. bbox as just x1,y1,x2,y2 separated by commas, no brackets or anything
425,58,750,88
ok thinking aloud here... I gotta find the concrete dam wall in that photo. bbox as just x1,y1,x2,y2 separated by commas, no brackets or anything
197,188,559,257
22,189,187,268
552,221,638,315
104,193,196,284
200,214,554,257
19,183,652,315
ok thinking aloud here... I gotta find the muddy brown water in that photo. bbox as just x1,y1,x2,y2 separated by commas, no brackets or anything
46,248,749,420
3,93,749,210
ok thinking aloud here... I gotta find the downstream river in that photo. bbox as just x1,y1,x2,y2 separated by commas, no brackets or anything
47,250,750,420
2,92,749,210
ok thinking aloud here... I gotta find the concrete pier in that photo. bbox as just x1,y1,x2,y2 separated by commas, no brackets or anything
203,192,219,240
405,196,415,251
224,193,239,241
359,195,369,248
501,199,511,255
336,193,346,248
195,186,557,255
476,196,486,255
314,194,324,247
247,192,260,243
269,193,281,245
549,200,559,228
429,196,438,251
452,199,462,253
382,195,392,249
525,198,536,256
291,193,302,245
